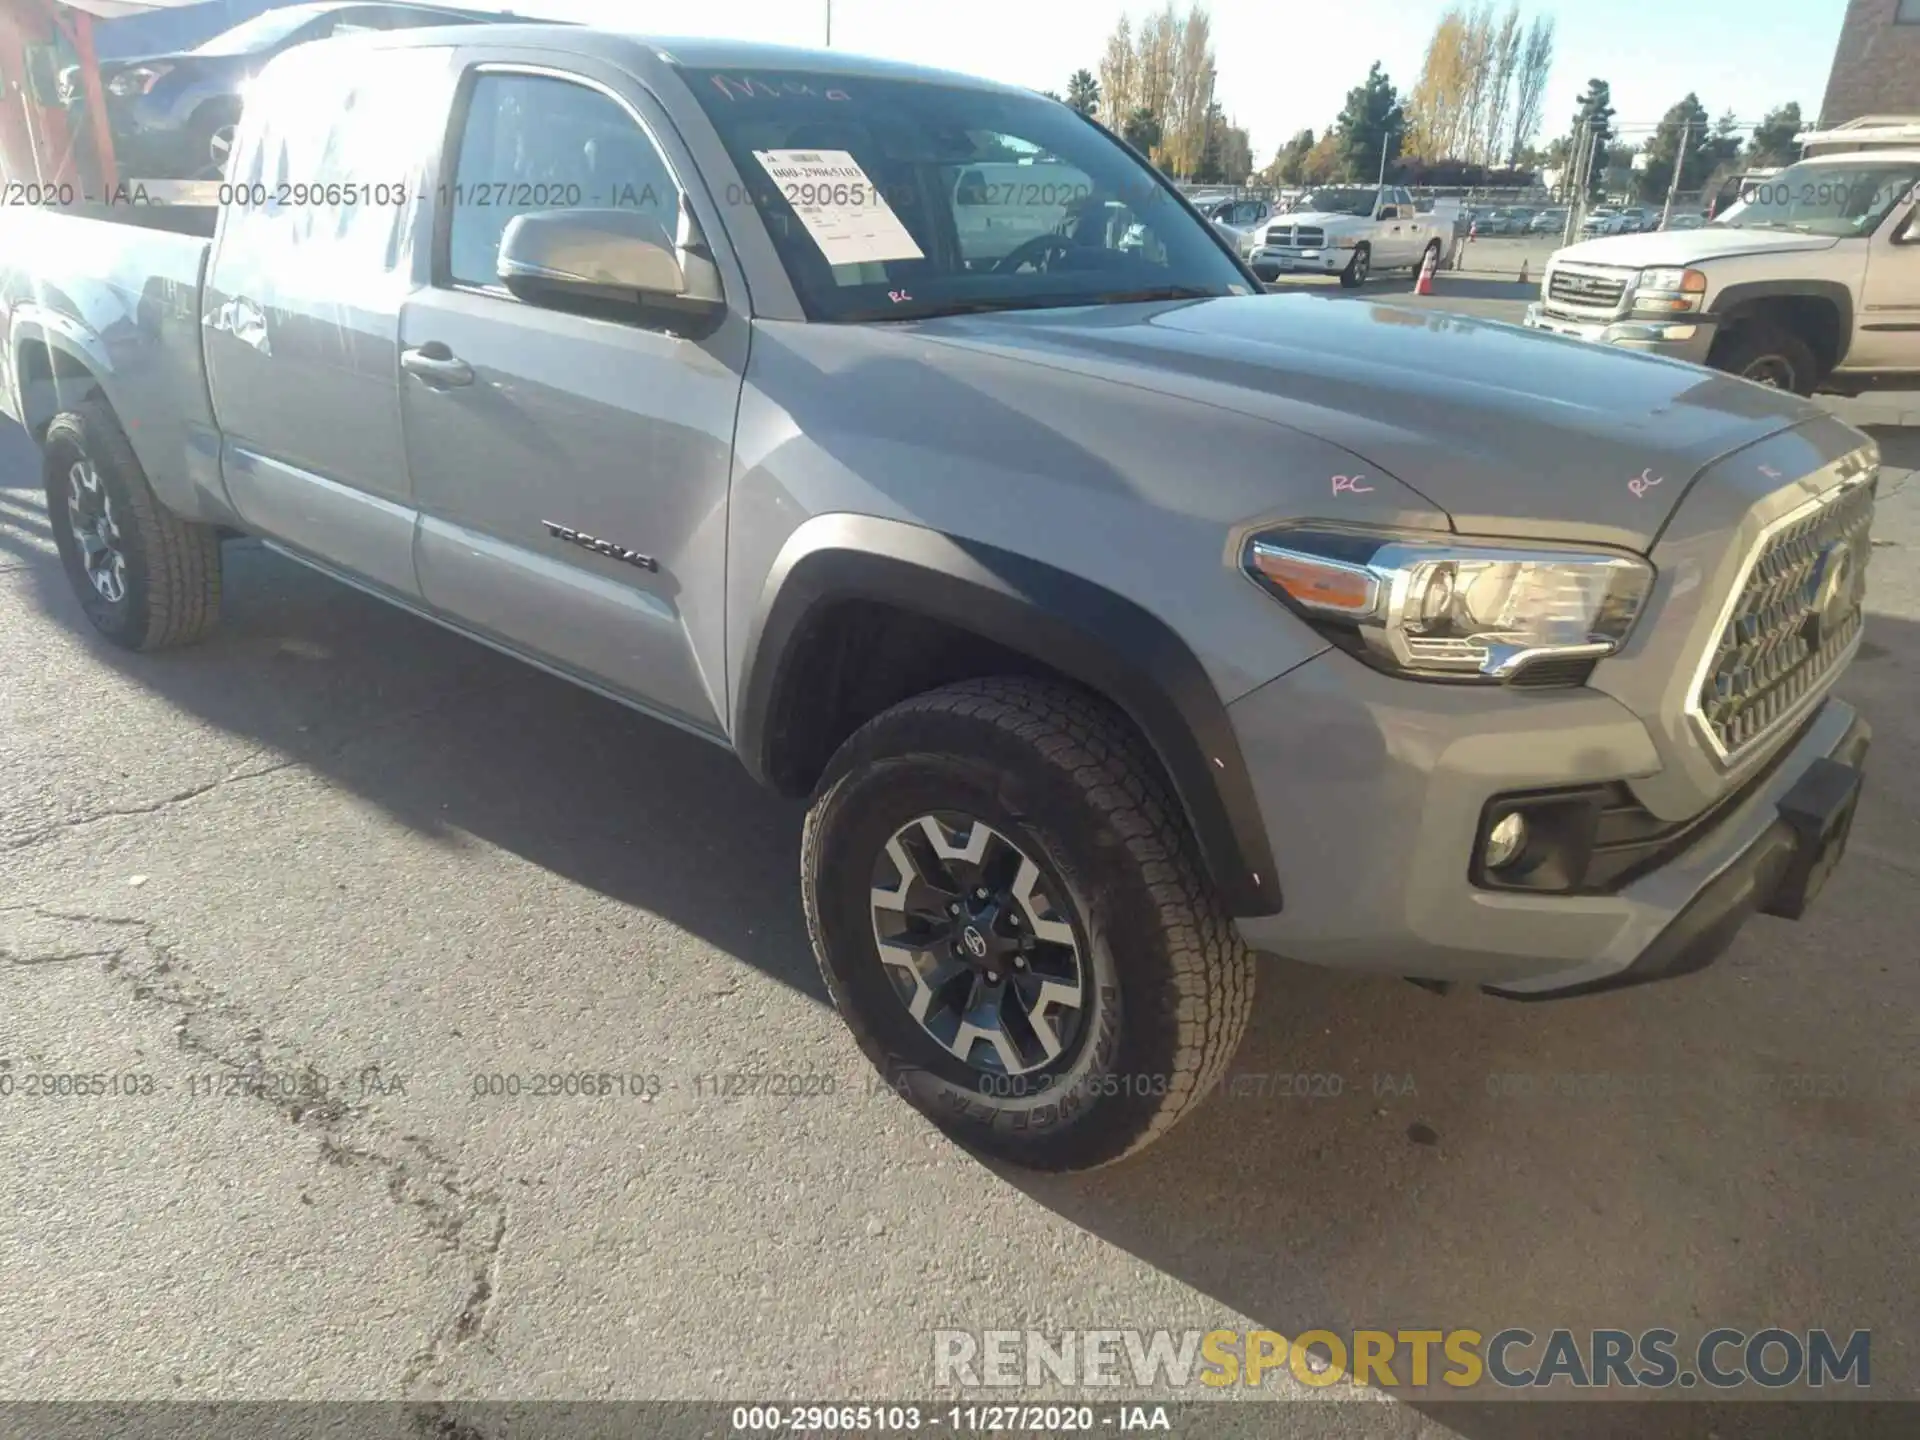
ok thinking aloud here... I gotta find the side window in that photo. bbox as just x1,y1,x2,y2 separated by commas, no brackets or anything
444,72,680,291
955,169,988,206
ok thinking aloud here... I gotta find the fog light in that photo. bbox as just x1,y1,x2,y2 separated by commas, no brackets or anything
1485,812,1528,869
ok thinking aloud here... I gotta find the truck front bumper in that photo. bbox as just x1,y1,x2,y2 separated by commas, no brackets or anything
1250,246,1352,280
1227,649,1869,998
1523,303,1716,365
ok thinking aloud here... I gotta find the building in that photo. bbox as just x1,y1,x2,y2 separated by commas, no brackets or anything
1821,0,1920,126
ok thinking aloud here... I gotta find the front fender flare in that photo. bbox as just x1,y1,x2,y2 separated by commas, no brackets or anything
734,514,1282,917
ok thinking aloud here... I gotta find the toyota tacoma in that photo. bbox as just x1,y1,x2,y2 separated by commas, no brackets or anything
0,26,1879,1171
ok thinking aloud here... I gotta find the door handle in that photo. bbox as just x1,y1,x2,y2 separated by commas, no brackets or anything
402,343,474,388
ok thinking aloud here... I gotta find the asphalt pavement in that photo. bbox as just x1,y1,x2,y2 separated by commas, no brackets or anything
2,277,1918,1435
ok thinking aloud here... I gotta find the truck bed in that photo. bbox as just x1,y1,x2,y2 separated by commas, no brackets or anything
0,205,230,525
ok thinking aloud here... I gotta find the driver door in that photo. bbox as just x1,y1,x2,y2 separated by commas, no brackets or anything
1853,201,1920,372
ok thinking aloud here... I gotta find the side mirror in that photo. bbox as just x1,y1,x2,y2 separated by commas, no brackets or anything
498,208,721,318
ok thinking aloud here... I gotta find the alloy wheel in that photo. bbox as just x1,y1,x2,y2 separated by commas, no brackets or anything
869,812,1087,1077
65,459,127,604
1742,355,1795,390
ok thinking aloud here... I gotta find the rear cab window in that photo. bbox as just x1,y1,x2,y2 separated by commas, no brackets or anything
213,40,456,294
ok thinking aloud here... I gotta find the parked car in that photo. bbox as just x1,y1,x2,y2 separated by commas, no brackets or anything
1662,212,1706,230
2,26,1878,1173
1528,209,1568,233
1527,130,1920,395
1614,207,1654,234
1248,184,1448,285
1579,208,1625,237
1206,196,1280,256
60,1,496,179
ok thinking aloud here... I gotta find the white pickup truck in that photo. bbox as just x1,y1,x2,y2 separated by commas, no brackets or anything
1247,185,1448,288
1526,120,1920,396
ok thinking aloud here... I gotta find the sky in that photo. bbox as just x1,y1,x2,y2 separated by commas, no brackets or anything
475,0,1851,161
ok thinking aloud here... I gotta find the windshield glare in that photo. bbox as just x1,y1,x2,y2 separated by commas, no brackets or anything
683,68,1251,322
1299,188,1377,216
193,5,326,55
1715,162,1920,236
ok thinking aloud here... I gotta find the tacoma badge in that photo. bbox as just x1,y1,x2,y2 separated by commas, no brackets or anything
540,521,659,572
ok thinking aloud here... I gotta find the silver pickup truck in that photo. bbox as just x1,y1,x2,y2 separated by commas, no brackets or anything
0,26,1880,1172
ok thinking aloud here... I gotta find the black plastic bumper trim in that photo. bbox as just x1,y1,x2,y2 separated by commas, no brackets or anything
1484,707,1871,1002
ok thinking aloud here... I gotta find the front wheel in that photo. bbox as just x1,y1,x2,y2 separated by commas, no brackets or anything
1338,244,1371,288
802,678,1255,1171
1709,321,1821,396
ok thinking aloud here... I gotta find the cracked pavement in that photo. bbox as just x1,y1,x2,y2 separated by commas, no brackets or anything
2,380,1919,1428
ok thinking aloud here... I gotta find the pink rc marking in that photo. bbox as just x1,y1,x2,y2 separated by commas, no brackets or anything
1331,474,1374,495
887,290,913,304
1628,468,1664,498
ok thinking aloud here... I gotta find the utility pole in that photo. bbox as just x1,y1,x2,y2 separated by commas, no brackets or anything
1562,117,1586,245
1660,117,1690,230
825,0,831,46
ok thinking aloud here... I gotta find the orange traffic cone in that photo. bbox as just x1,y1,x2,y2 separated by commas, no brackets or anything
1468,221,1478,242
1415,242,1438,296
1518,260,1529,285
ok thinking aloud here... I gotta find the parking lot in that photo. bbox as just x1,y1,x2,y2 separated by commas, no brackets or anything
3,275,1918,1431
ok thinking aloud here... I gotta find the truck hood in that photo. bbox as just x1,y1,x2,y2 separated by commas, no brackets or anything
1269,211,1370,230
912,292,1830,551
1553,226,1840,268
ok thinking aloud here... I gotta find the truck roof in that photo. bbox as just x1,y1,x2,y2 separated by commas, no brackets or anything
323,23,1034,96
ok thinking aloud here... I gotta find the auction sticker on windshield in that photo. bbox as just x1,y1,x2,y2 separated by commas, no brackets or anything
752,150,924,266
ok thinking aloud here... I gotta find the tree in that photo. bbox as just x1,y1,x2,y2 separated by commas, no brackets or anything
1122,107,1163,154
1509,14,1554,163
1746,102,1803,167
1095,5,1218,177
1636,92,1713,203
1334,61,1404,181
1301,131,1344,184
1481,4,1523,166
1040,89,1064,102
1196,102,1253,183
1066,68,1100,116
1271,127,1316,184
1406,6,1474,160
1569,78,1615,198
1098,16,1136,126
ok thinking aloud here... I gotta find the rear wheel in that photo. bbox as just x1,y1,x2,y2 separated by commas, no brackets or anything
802,678,1255,1171
1339,243,1371,288
43,401,223,650
1709,321,1821,396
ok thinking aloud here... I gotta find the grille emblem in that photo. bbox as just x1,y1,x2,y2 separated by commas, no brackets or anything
1803,541,1856,649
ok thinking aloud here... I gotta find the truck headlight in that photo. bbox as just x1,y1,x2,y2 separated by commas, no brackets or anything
1243,526,1653,684
107,63,173,96
1633,267,1707,314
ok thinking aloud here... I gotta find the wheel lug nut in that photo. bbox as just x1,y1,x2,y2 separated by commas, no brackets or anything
975,887,989,900
948,902,960,915
986,971,1000,983
1007,913,1019,927
1014,956,1026,968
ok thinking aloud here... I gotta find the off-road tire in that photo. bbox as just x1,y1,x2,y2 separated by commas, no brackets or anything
802,677,1256,1171
1339,243,1371,288
43,400,222,651
1709,321,1821,396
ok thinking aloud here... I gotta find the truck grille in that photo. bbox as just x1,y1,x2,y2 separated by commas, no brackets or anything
1263,225,1325,247
1546,267,1628,313
1693,478,1875,762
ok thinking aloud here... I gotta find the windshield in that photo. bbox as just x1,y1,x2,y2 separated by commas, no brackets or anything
1715,161,1920,236
682,68,1250,321
193,4,327,55
1298,187,1377,217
